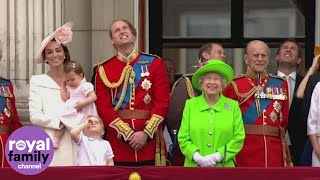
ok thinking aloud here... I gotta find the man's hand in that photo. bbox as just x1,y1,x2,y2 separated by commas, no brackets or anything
128,131,148,151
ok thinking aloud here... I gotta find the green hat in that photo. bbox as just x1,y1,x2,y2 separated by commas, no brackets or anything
192,59,234,91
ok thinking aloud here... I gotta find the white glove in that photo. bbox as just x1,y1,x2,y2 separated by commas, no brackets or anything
193,152,216,167
205,152,223,163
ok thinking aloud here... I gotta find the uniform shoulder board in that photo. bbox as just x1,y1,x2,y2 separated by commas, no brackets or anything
233,74,245,80
0,77,11,86
94,57,113,67
269,73,286,81
182,73,193,78
0,77,10,82
141,52,160,59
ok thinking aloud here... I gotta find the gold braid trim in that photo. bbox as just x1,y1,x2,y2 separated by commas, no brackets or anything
185,77,195,98
231,81,257,105
0,136,4,167
109,118,134,141
98,64,134,111
155,128,167,166
98,64,131,88
113,67,132,111
143,114,164,138
170,76,195,98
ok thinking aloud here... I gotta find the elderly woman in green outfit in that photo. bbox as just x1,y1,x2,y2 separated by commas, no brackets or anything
178,60,245,167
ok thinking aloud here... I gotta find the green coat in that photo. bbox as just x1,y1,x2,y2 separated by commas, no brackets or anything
178,93,245,167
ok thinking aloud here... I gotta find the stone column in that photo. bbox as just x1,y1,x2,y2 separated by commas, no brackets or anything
0,0,62,125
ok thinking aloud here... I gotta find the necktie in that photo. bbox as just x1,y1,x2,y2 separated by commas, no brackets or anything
285,76,293,106
284,75,292,145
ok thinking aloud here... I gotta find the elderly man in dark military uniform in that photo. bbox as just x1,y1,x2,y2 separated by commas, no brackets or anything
0,40,22,167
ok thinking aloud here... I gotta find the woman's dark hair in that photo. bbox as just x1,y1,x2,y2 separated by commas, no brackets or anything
42,39,71,64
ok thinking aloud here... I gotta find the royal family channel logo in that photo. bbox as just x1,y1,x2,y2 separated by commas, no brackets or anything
5,126,54,175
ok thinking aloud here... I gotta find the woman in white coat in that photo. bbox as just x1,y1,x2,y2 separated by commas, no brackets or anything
29,22,77,166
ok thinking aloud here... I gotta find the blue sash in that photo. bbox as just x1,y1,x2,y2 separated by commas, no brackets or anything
113,55,156,109
0,79,10,113
243,77,282,124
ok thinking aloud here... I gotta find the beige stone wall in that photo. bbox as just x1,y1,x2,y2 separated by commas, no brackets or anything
64,0,134,80
0,0,135,125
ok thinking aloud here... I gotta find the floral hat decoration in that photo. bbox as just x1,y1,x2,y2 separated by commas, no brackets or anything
36,21,74,63
192,59,235,91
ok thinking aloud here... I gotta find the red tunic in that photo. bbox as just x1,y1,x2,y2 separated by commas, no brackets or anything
0,79,22,167
223,74,289,167
94,52,170,163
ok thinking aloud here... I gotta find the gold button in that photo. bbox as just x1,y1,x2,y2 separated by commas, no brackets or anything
207,144,212,147
208,132,213,135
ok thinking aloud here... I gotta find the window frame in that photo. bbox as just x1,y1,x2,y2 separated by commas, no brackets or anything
149,0,315,70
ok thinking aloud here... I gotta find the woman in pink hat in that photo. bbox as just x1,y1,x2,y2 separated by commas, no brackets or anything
28,22,77,166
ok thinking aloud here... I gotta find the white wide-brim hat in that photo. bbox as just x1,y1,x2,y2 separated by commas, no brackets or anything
35,21,74,63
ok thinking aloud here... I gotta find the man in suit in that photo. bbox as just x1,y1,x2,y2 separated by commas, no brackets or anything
276,38,304,166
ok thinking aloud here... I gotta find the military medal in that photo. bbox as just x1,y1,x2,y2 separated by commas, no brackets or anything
140,65,150,77
269,111,277,123
143,93,151,104
141,66,146,77
273,101,281,113
141,78,152,91
144,66,150,76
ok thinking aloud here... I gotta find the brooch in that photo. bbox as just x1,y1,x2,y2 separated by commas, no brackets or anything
224,103,231,111
273,101,281,113
141,79,152,91
143,93,151,104
269,111,277,123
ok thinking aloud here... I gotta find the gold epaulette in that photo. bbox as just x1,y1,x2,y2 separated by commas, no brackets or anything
109,118,134,141
94,57,112,67
182,73,193,77
269,73,286,81
140,51,160,59
170,76,195,98
0,77,10,81
143,114,164,138
230,79,257,106
233,74,245,80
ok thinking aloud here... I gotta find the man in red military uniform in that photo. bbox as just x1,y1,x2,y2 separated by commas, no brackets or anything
0,41,22,167
223,40,292,167
93,19,170,166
